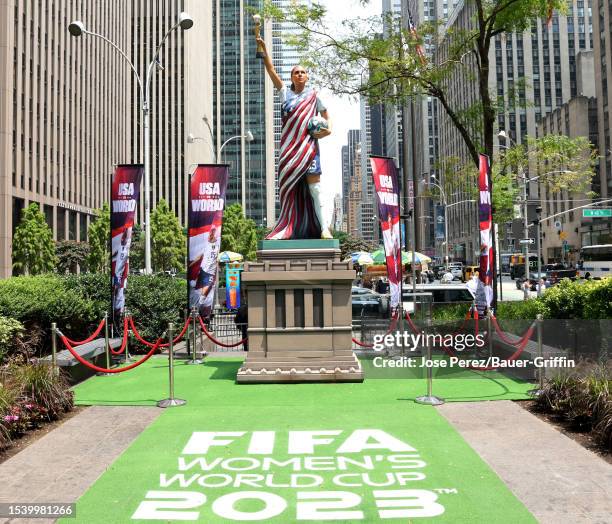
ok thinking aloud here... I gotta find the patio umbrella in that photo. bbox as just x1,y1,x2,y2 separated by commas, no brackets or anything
371,249,432,265
348,252,374,266
218,251,244,263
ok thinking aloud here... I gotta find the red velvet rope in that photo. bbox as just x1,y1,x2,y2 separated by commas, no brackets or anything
491,316,535,347
351,312,400,348
198,316,247,348
404,312,420,335
109,317,130,355
59,334,163,374
63,318,106,346
129,316,190,348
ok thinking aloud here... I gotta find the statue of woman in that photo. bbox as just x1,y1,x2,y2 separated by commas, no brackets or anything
256,36,333,239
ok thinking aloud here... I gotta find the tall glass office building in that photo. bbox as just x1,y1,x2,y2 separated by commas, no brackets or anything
212,0,275,228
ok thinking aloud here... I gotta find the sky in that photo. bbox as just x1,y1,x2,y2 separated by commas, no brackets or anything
314,0,383,201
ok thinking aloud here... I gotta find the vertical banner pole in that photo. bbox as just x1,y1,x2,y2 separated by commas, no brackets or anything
157,323,186,408
104,312,111,370
111,165,144,332
187,164,229,355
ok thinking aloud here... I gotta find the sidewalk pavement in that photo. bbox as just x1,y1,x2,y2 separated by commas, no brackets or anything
0,406,160,524
437,400,612,523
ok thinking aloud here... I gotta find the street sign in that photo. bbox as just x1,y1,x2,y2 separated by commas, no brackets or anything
582,208,612,218
519,238,535,244
559,231,567,240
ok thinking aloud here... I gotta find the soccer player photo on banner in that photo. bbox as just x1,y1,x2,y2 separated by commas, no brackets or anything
477,154,494,310
110,164,143,324
188,165,229,319
370,156,402,312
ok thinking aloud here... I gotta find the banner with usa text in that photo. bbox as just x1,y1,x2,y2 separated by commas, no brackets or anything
370,156,402,312
478,154,494,310
188,165,229,319
111,164,143,324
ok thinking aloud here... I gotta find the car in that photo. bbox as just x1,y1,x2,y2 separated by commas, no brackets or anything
447,263,464,280
351,287,389,318
402,283,475,314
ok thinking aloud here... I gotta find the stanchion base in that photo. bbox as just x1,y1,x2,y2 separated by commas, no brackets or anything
157,398,187,408
186,359,203,365
96,372,114,376
528,388,543,397
415,395,445,406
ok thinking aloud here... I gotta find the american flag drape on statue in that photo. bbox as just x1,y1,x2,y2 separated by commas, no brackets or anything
478,154,494,309
370,156,402,312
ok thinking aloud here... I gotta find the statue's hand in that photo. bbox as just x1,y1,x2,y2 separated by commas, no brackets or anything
256,37,266,53
312,128,331,139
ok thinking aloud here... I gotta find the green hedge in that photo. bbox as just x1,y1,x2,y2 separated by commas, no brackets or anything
432,278,611,320
0,274,188,355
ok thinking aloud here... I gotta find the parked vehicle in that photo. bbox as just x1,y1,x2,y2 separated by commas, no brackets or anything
402,283,474,313
515,266,578,290
351,287,389,318
509,253,543,279
578,244,612,279
448,262,464,280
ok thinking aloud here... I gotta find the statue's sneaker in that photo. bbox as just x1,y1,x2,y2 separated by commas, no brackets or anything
321,228,333,239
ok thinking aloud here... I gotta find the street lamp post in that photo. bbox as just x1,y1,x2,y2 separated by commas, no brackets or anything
68,13,194,275
428,176,449,271
498,130,531,297
219,131,254,211
535,206,543,297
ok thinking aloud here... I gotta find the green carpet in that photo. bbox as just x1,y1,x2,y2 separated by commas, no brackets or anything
73,356,533,407
66,358,536,523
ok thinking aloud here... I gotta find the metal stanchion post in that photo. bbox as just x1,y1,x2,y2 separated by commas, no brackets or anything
157,323,186,408
186,307,203,365
487,309,494,361
529,314,544,397
96,312,113,376
124,310,134,362
51,322,58,374
415,310,444,405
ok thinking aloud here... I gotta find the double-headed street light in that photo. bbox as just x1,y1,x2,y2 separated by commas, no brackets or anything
69,13,194,275
219,131,255,212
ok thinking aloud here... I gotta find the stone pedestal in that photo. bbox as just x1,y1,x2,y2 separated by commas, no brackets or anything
236,239,363,383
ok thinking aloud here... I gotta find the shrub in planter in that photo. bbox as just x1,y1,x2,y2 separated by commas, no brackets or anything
125,275,188,351
0,316,25,364
0,276,98,356
9,364,73,419
0,380,18,448
64,273,187,352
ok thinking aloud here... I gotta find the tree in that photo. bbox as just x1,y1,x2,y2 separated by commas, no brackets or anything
500,135,597,193
221,204,258,261
261,0,566,168
151,199,186,272
12,203,57,275
129,223,145,273
87,203,110,273
338,234,375,261
56,241,90,274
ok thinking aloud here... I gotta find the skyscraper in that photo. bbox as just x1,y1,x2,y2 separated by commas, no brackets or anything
593,0,612,241
435,0,594,262
212,0,275,228
0,1,214,278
